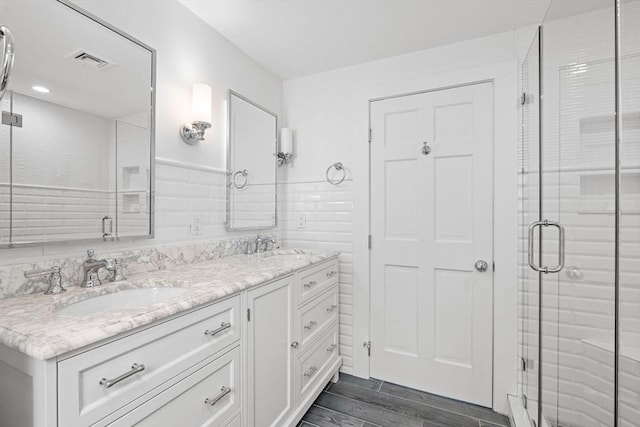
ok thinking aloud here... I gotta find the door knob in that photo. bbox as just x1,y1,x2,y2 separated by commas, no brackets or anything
474,260,489,272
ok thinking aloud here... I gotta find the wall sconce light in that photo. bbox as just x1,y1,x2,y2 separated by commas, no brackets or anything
277,127,293,166
180,83,212,145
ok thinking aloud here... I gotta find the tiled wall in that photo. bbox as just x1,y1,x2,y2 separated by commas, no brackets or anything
0,160,281,299
278,178,354,373
1,184,112,242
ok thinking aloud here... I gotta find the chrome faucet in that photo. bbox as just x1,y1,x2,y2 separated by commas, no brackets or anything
254,235,266,254
81,249,116,288
254,234,276,254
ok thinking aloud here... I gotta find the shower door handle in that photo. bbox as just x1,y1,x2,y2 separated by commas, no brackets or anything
528,220,565,274
0,26,15,101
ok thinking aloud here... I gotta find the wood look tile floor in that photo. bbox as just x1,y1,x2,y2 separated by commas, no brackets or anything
299,374,511,427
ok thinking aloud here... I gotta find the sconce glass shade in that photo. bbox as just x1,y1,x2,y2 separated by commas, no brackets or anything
192,83,211,123
277,127,293,166
181,83,212,145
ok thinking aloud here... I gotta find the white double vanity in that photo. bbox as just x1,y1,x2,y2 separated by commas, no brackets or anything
0,250,341,427
0,1,342,426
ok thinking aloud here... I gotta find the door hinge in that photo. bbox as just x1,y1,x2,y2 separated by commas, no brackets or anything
492,261,496,272
368,235,372,250
247,308,251,322
363,340,371,356
521,357,535,372
368,128,372,143
1,111,23,128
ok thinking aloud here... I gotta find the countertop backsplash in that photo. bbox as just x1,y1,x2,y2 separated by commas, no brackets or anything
0,235,281,300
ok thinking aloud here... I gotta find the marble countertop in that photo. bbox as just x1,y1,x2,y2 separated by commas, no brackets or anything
0,249,339,360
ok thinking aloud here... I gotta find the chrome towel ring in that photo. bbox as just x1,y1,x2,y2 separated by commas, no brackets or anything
0,26,15,101
326,162,346,185
231,169,248,189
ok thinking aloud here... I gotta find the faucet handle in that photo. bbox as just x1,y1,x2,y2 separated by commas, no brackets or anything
24,266,66,295
111,258,127,282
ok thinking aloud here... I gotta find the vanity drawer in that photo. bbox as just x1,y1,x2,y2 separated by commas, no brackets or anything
109,346,240,427
58,295,240,427
296,326,339,400
298,286,339,349
297,259,339,306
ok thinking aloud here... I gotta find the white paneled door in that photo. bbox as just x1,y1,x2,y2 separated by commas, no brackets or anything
370,83,494,407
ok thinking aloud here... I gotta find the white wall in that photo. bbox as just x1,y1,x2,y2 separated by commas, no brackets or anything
2,0,282,264
280,30,521,413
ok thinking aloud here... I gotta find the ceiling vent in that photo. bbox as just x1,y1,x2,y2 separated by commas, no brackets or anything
65,49,115,70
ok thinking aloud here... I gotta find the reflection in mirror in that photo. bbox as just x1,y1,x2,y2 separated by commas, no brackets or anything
226,91,277,230
0,0,154,247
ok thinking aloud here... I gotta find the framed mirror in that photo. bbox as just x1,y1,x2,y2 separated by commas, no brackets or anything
0,0,155,248
226,91,277,230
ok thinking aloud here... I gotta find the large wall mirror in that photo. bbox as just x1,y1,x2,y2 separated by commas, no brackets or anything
226,91,277,230
0,0,155,248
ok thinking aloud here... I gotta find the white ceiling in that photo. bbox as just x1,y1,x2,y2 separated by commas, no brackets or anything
178,0,557,80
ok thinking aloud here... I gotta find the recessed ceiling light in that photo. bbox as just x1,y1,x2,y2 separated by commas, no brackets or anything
32,86,50,93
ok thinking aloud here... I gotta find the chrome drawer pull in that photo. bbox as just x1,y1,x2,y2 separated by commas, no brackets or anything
304,320,317,330
303,280,317,288
99,363,145,388
326,344,338,352
204,322,231,337
326,271,338,278
326,304,338,312
304,366,318,377
204,386,231,407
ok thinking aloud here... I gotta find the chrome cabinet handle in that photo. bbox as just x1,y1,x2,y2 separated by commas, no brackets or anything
326,271,338,278
528,220,565,274
304,320,317,330
0,26,15,101
304,366,318,377
204,386,231,406
99,363,145,388
303,280,317,288
291,341,299,349
326,304,338,312
326,344,338,352
421,142,431,155
204,322,231,337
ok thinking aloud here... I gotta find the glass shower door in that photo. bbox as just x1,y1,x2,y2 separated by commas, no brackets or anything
618,0,640,425
539,1,617,425
519,27,541,426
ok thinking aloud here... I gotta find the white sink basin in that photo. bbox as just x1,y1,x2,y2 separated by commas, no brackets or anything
57,287,187,316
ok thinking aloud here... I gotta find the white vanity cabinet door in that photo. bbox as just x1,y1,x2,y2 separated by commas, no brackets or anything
247,276,294,427
58,295,240,427
108,346,240,427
